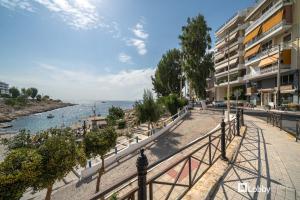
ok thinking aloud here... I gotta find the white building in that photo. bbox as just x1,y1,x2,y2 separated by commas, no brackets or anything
0,81,9,95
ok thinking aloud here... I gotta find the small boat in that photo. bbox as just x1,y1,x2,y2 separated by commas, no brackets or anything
47,114,54,119
101,101,106,103
0,123,12,129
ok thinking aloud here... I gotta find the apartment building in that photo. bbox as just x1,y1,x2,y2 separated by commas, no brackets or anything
0,81,9,95
243,0,300,107
212,0,300,108
214,9,250,101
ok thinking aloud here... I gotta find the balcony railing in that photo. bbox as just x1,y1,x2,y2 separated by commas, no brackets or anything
245,46,279,65
245,0,290,34
244,65,278,80
245,20,290,49
215,26,239,44
215,54,238,67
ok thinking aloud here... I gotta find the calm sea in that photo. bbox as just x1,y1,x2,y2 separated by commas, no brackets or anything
2,101,134,133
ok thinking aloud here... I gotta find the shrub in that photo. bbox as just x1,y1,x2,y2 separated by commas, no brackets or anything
118,120,126,129
108,106,125,120
159,94,186,116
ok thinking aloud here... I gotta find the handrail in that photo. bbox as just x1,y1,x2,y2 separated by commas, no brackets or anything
89,116,238,200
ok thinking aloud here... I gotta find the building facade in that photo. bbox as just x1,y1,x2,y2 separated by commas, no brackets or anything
243,0,300,107
213,0,300,107
214,9,250,101
0,81,9,95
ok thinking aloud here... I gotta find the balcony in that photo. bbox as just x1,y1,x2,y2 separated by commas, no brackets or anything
244,65,278,80
245,45,292,66
245,20,291,50
245,0,291,35
215,54,239,70
214,41,239,59
246,87,258,95
215,64,245,78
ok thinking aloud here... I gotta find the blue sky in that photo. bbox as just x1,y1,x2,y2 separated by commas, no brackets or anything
0,0,254,101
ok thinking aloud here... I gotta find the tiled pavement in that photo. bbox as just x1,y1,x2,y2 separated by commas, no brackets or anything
212,115,300,200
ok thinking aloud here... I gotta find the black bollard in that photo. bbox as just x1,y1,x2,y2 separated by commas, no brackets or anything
241,109,244,126
236,110,240,136
136,149,149,200
83,120,87,135
221,119,227,161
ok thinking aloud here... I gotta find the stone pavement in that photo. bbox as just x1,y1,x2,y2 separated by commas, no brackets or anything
212,115,300,200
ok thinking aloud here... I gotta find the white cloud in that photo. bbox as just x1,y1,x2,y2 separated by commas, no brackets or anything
2,63,155,101
127,18,148,55
0,0,104,30
118,53,132,64
132,23,148,39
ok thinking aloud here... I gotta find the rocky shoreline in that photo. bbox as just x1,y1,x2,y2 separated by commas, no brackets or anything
0,100,75,123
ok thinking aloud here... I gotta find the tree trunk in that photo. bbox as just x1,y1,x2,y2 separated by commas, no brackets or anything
95,156,105,196
45,185,53,200
148,122,150,130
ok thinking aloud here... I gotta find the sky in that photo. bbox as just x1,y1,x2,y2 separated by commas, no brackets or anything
0,0,255,102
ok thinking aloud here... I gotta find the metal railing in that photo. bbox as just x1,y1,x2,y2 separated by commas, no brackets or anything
89,110,244,200
266,112,282,130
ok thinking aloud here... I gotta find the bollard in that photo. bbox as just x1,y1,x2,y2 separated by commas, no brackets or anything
222,109,225,116
88,160,92,168
221,119,227,161
241,109,244,126
136,149,149,200
136,136,139,143
236,110,240,136
114,147,118,154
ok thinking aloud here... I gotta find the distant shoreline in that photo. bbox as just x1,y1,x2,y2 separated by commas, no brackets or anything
0,100,75,123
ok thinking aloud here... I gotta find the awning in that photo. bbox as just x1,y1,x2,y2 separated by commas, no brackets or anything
244,44,261,58
280,89,296,94
244,25,261,44
262,9,284,33
229,31,238,41
281,49,291,65
258,88,274,93
215,58,238,69
258,54,279,68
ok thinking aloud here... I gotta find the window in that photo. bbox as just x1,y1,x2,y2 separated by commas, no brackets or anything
283,33,291,43
261,40,272,52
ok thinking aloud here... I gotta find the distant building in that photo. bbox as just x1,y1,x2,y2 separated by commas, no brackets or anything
0,81,9,95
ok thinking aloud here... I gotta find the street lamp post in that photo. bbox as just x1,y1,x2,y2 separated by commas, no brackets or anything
226,32,231,121
276,44,281,109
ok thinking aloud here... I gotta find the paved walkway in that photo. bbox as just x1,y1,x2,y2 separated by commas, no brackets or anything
213,115,300,200
22,109,222,200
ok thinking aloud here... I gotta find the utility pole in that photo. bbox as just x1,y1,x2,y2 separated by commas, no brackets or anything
226,32,231,121
276,44,281,109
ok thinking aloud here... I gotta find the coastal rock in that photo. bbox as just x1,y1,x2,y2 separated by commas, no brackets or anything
0,100,75,123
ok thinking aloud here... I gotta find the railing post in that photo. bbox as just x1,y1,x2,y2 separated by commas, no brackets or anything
296,121,299,142
136,136,139,143
272,113,275,126
114,147,118,154
280,114,282,131
241,108,244,126
136,149,148,200
188,157,192,187
236,110,240,136
221,119,227,161
208,135,212,165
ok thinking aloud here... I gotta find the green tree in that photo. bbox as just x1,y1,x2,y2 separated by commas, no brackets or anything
151,49,184,97
84,127,117,193
30,88,38,99
135,90,161,130
179,14,214,98
25,88,33,98
108,106,124,120
0,148,42,200
36,94,42,102
21,88,26,96
32,129,85,200
9,87,20,98
159,94,187,116
1,129,33,150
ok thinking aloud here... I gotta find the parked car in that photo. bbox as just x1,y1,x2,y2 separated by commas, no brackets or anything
212,101,226,108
